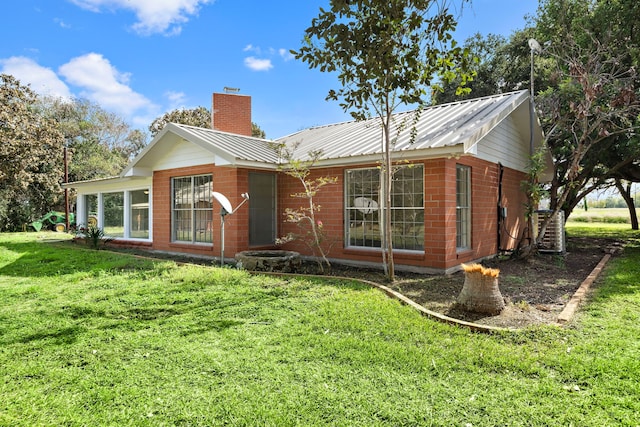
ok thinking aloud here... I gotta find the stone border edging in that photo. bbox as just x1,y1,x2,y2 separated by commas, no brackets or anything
357,277,512,334
556,253,611,324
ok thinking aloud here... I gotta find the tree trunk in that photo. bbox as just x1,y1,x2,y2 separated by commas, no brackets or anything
457,264,505,315
382,113,394,282
615,179,639,230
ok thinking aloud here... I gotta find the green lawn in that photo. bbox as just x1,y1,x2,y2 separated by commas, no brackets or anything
1,228,639,426
568,207,639,224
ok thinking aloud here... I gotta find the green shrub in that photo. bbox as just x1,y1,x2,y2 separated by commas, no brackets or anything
82,225,113,249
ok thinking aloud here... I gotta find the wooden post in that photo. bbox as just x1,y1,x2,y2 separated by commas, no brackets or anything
64,146,69,232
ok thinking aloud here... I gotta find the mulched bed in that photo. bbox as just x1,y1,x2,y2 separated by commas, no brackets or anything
99,235,622,329
326,236,622,329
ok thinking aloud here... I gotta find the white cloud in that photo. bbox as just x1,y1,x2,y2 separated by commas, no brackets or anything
242,44,295,71
165,90,187,109
0,56,72,98
279,48,294,62
59,53,155,116
244,56,273,72
68,0,213,36
54,18,72,29
1,54,160,128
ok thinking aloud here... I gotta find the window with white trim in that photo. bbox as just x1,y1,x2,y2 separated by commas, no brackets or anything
172,175,213,244
83,194,98,228
130,189,149,239
345,165,424,251
103,192,124,237
456,165,471,250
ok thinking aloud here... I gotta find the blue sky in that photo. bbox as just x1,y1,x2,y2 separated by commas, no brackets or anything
0,0,538,139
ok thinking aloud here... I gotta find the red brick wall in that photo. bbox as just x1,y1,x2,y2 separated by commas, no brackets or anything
445,157,528,268
211,93,252,136
276,157,528,271
424,158,452,269
277,166,345,257
214,167,250,256
452,157,500,268
150,158,527,271
153,164,218,257
152,165,267,259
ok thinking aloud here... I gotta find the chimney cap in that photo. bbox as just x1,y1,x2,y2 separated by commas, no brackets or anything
223,86,241,94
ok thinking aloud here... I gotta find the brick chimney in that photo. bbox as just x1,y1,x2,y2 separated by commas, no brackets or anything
211,91,252,136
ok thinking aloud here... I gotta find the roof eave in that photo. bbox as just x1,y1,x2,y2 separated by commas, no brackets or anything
63,175,142,189
309,145,467,168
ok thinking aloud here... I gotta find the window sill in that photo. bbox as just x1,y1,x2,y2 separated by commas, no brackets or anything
169,242,214,250
456,249,474,259
344,246,425,260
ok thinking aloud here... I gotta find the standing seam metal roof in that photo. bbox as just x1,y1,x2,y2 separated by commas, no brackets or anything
275,90,529,162
170,124,279,164
124,90,529,175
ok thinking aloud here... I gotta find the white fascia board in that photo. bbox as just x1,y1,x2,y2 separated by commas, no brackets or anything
309,145,466,168
64,177,152,193
214,154,234,166
62,176,124,189
120,125,175,177
233,159,280,170
122,167,153,177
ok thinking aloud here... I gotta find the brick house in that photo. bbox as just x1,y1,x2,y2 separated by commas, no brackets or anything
65,90,550,274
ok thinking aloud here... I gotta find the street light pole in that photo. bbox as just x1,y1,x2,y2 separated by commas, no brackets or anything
526,38,543,249
528,38,542,156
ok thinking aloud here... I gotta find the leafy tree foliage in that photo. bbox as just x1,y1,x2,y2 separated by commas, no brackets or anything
149,106,211,137
436,0,640,236
252,122,266,139
40,97,147,182
533,0,640,235
150,106,267,139
0,74,65,230
433,29,550,105
294,0,473,281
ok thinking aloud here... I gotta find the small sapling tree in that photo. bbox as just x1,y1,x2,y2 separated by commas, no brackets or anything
271,142,338,273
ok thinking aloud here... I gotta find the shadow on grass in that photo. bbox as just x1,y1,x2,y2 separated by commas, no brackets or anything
0,240,158,278
14,325,86,346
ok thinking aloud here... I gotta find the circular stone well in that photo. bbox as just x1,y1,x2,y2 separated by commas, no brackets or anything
235,250,301,273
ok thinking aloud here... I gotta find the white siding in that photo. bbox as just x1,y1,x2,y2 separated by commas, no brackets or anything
154,139,216,171
475,116,529,172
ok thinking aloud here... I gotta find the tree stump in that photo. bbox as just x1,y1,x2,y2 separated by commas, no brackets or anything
235,250,301,273
456,264,505,315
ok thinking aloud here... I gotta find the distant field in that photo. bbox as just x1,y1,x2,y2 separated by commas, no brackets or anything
567,207,638,224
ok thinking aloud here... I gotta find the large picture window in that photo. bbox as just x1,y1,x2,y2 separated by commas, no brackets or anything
83,194,98,228
130,189,149,239
456,165,471,250
345,165,424,251
103,192,124,237
172,175,213,244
